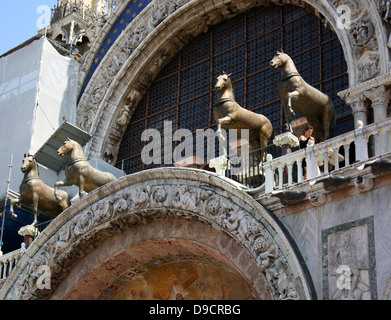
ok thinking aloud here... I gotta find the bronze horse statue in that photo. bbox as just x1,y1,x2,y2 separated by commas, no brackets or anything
270,51,335,142
10,154,70,226
213,72,274,154
55,138,117,200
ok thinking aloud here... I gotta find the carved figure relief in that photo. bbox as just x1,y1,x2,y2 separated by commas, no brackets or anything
380,0,391,48
358,53,381,82
350,17,377,58
325,224,374,300
331,0,382,83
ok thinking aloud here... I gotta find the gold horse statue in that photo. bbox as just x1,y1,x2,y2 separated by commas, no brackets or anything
270,51,335,142
10,154,70,226
55,138,117,200
214,72,274,154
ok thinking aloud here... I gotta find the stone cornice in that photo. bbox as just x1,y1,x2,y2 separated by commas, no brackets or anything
338,72,391,100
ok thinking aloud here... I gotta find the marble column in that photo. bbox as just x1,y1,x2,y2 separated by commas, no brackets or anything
364,85,390,123
345,95,367,128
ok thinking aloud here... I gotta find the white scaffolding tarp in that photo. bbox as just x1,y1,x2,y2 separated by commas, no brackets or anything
0,36,79,192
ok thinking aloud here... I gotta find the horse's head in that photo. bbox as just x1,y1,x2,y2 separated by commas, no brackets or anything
57,138,75,157
270,51,289,69
21,154,37,173
215,72,233,93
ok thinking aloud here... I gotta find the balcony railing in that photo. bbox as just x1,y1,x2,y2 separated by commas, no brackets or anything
0,246,25,284
221,119,391,193
262,119,391,193
225,144,281,188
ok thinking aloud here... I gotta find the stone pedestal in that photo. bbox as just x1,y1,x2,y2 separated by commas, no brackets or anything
18,225,38,249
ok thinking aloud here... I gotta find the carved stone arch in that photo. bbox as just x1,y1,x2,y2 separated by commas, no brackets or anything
0,168,316,300
366,0,390,74
76,0,359,165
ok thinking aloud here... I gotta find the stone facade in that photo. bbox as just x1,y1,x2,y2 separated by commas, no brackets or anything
2,0,391,300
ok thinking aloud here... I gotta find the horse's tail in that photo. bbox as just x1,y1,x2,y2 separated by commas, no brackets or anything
269,126,276,144
325,98,336,139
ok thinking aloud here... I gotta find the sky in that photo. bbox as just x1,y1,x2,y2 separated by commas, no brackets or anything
0,0,59,55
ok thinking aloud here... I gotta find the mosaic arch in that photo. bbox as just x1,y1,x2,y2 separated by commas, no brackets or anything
76,0,389,165
0,168,316,300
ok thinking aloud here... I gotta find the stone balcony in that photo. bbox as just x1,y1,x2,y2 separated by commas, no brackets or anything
0,246,25,290
249,118,391,213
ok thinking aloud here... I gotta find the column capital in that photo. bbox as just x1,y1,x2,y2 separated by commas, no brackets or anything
364,85,390,103
345,95,367,113
18,225,38,237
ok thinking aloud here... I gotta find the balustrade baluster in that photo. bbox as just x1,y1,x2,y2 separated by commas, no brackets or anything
334,148,340,171
344,144,350,167
8,259,14,277
297,159,303,183
2,261,8,279
323,150,329,174
264,155,274,193
287,163,293,186
278,165,284,189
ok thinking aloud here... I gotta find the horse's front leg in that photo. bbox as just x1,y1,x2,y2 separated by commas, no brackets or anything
78,176,88,199
32,194,39,226
216,116,231,142
10,197,21,219
218,116,232,125
287,90,300,109
55,179,72,202
282,99,294,132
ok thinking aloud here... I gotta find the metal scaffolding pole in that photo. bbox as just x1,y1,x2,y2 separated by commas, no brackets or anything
0,154,14,256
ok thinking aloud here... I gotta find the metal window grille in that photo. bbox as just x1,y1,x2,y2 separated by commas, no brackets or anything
116,5,350,174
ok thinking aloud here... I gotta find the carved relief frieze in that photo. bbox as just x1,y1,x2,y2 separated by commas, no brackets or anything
331,0,362,19
322,217,377,300
350,16,377,58
331,0,381,83
380,0,391,48
2,173,309,300
103,88,141,163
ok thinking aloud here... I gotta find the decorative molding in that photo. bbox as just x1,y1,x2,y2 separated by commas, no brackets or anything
338,72,391,100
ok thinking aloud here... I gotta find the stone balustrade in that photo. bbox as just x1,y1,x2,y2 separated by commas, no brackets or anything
263,118,391,193
0,246,25,285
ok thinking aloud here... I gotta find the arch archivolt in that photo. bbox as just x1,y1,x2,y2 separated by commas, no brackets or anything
0,168,315,300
